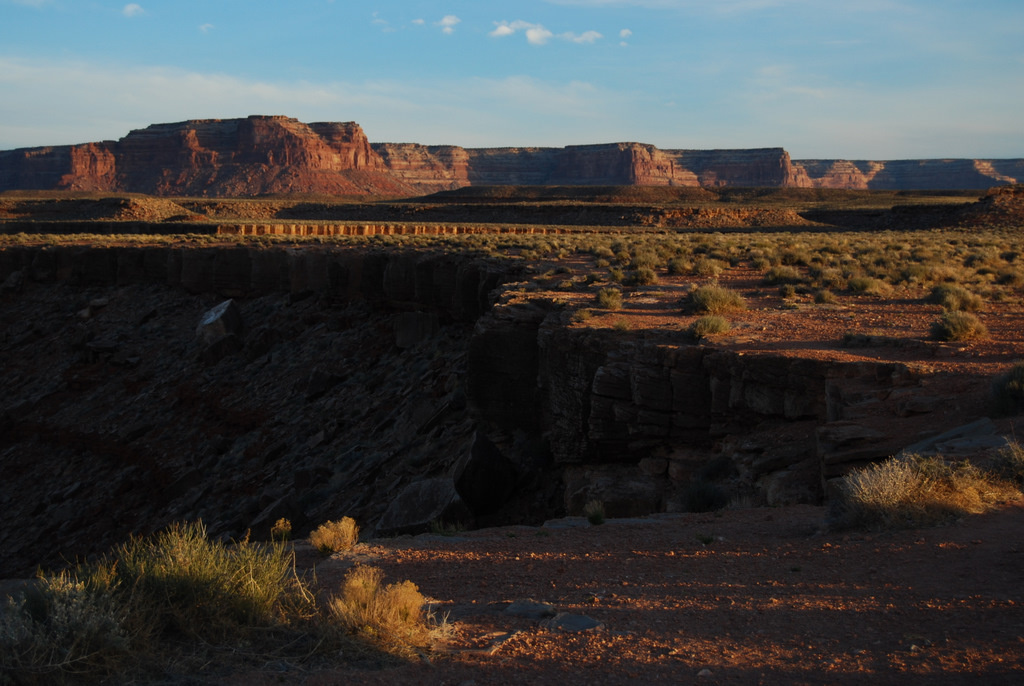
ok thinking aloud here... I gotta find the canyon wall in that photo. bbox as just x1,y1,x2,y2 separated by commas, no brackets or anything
1,115,1021,196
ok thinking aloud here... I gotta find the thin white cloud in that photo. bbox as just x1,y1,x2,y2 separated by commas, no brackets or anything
436,15,461,34
490,20,602,45
620,29,633,38
122,3,144,18
198,23,213,33
412,18,425,25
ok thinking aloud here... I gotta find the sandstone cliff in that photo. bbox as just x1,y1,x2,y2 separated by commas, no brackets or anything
1,115,1022,195
793,158,1024,189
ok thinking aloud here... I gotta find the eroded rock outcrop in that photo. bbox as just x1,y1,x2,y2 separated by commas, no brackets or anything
5,115,1019,196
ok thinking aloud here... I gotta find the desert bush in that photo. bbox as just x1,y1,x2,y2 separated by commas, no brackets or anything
328,566,436,653
0,571,132,681
608,267,625,283
667,257,692,275
571,308,593,323
989,442,1024,485
631,266,658,286
0,521,320,683
583,499,606,525
309,517,360,555
827,455,1019,531
930,311,988,341
596,287,623,310
689,283,746,314
992,361,1024,415
271,517,292,542
847,276,894,297
113,521,307,641
763,265,803,285
928,284,983,312
693,257,725,278
814,289,837,304
688,315,731,339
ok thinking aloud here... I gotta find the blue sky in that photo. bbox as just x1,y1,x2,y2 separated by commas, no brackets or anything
1,0,1022,159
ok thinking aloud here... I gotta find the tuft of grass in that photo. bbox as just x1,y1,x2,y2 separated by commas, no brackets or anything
814,289,838,305
929,284,983,312
930,310,988,341
847,276,894,297
271,517,292,542
630,266,658,286
328,566,443,655
828,455,1020,531
688,315,731,340
992,361,1024,416
0,521,327,682
571,308,593,323
583,499,606,525
689,283,746,314
309,517,360,556
596,287,623,310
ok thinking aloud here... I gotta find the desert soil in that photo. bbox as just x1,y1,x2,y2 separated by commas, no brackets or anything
229,501,1024,685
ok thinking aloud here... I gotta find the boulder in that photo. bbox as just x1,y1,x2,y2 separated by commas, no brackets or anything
375,477,472,537
196,299,243,344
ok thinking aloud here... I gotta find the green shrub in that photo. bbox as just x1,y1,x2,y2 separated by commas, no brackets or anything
596,287,623,310
693,258,725,278
583,499,606,525
929,284,982,312
309,517,360,555
827,455,1019,531
689,284,746,314
688,315,731,339
631,266,658,286
930,311,988,341
992,361,1024,415
667,257,691,275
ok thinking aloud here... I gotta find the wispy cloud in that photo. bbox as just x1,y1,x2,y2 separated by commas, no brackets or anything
198,23,213,33
121,3,144,18
490,20,603,45
436,15,461,34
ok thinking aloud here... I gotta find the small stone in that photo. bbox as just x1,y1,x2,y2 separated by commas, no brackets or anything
698,668,714,678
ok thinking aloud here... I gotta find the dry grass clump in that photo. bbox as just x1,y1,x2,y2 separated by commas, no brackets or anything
688,315,731,339
930,310,988,341
309,517,360,555
0,521,322,683
328,566,441,654
828,455,1020,531
928,284,983,312
689,283,746,314
847,275,894,297
595,287,623,310
583,499,606,525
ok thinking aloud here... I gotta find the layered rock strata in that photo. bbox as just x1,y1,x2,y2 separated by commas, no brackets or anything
3,115,1019,195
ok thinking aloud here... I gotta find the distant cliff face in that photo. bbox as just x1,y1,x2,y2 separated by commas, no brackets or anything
792,158,1024,190
0,116,1021,196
